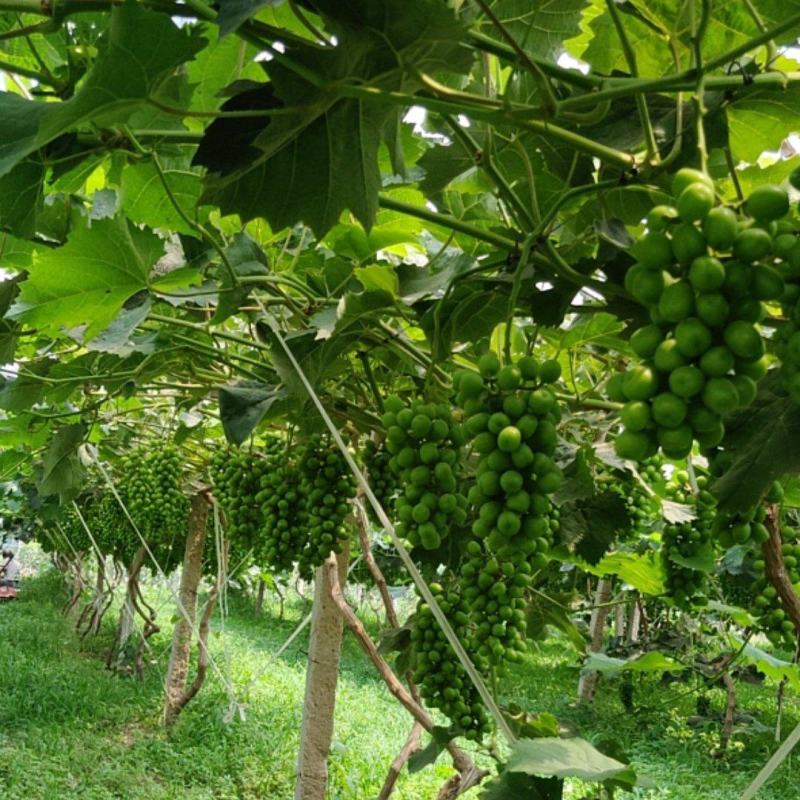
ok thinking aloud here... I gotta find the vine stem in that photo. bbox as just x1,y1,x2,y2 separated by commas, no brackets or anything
691,0,712,173
377,195,518,250
445,115,535,230
467,31,600,89
473,0,558,116
504,235,536,362
605,0,658,162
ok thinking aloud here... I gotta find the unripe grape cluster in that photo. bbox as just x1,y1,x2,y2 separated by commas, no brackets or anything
296,434,357,578
210,448,272,553
751,528,800,647
459,538,530,668
112,444,189,572
611,458,663,540
410,583,491,739
661,469,716,606
454,352,563,670
362,438,397,524
714,506,770,549
382,396,468,550
612,169,791,461
258,449,306,573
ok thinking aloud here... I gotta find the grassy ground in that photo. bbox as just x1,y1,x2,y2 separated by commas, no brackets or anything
0,569,796,799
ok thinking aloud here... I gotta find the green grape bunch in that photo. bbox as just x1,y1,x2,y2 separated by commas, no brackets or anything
110,443,190,572
610,456,663,541
611,169,791,461
662,469,717,606
210,445,276,555
409,583,491,739
454,352,563,670
259,455,306,573
751,532,800,648
382,396,468,550
296,434,357,578
725,516,800,648
459,538,531,667
362,438,397,524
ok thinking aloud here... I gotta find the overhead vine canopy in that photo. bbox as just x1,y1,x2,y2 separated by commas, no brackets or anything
0,0,796,495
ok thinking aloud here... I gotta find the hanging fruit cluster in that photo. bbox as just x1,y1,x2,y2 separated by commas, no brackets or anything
382,396,468,550
661,469,717,606
114,444,189,572
362,438,397,523
751,531,800,647
210,448,272,554
258,444,306,573
296,434,357,577
409,583,491,739
722,514,799,648
611,169,791,461
455,352,563,669
610,456,663,541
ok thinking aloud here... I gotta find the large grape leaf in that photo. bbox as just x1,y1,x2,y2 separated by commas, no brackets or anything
217,0,283,37
488,0,588,60
37,424,86,502
714,372,800,513
559,491,630,564
187,34,264,112
219,382,289,445
506,737,638,786
727,85,800,163
0,156,44,238
569,0,800,78
120,160,204,235
0,1,204,179
199,0,472,237
8,217,163,340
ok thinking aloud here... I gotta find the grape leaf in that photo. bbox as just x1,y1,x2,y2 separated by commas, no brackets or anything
576,551,666,595
396,253,475,305
0,156,44,238
219,382,288,445
86,298,153,357
212,233,269,325
217,0,283,37
120,160,204,235
0,1,205,179
560,491,630,565
728,85,800,163
199,0,472,237
8,217,163,340
506,737,638,786
667,541,715,573
481,772,563,800
714,372,800,513
582,651,686,674
37,424,86,501
559,312,624,351
489,0,588,60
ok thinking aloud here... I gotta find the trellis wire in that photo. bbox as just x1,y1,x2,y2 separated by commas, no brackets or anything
740,720,800,799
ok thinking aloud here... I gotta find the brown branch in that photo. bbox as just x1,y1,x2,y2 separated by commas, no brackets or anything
324,557,487,796
763,505,800,637
714,673,737,757
355,498,399,629
378,721,424,800
177,582,221,711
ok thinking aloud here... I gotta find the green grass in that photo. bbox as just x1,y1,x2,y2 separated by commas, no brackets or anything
0,571,796,799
